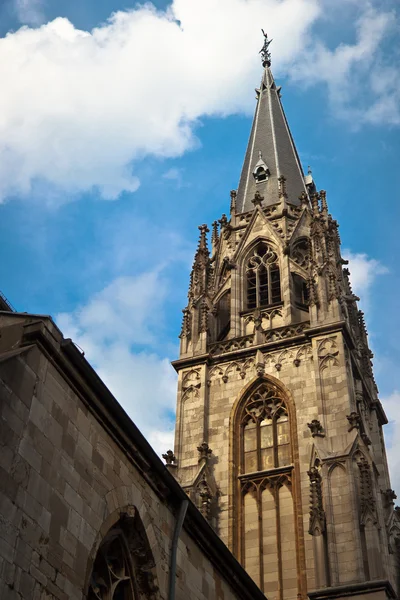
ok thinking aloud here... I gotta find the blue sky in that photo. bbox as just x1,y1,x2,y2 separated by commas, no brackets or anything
0,0,399,485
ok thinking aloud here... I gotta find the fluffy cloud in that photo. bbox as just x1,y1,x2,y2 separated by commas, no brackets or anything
0,0,397,202
291,4,399,125
57,270,177,456
381,391,400,494
343,249,388,308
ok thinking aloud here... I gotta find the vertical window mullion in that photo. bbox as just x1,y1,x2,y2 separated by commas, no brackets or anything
273,417,278,468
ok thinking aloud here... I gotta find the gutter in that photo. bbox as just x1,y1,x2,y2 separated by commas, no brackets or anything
169,499,189,600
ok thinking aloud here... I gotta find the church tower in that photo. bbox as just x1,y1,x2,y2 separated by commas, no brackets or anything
169,35,400,600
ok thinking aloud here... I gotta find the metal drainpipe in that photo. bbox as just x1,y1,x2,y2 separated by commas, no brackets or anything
168,499,189,600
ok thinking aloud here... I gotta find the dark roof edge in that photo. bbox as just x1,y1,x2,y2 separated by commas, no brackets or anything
19,317,265,600
0,292,15,312
308,579,396,600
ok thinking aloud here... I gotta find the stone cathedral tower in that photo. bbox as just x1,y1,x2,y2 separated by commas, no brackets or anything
169,37,400,600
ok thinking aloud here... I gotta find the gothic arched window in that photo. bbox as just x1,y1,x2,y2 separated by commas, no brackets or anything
234,381,298,600
254,166,267,182
242,389,290,473
216,291,231,341
245,243,281,310
88,527,135,600
88,512,157,600
292,273,309,307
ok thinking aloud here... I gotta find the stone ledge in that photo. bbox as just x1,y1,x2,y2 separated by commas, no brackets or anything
308,579,396,600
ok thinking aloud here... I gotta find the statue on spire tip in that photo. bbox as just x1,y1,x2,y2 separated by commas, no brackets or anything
260,29,272,67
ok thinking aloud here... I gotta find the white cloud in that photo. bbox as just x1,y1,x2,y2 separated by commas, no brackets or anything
290,3,399,125
381,390,400,494
0,0,397,202
14,0,44,26
57,270,178,455
343,249,388,307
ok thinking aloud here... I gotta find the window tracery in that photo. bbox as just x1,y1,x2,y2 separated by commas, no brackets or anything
241,384,290,473
89,529,135,600
234,381,298,599
291,238,310,269
246,243,281,310
88,512,158,600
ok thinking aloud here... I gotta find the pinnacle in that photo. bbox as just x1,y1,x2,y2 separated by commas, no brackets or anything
197,224,209,250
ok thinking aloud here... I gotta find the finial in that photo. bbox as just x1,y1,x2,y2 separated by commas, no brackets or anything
219,214,228,228
320,190,328,214
259,30,273,67
278,175,288,199
308,165,312,176
230,190,237,214
252,190,264,207
258,150,263,160
198,224,209,249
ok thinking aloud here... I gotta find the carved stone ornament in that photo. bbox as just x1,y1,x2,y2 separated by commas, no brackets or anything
361,432,372,446
162,450,176,465
307,419,325,438
307,466,325,535
318,337,339,366
180,308,191,339
199,300,209,333
347,411,361,432
255,349,265,377
198,476,212,522
197,442,212,462
278,175,288,199
219,213,228,228
252,190,264,206
357,456,376,523
382,489,397,507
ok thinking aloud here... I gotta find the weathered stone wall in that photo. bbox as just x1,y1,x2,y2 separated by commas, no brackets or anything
0,326,262,600
174,328,396,597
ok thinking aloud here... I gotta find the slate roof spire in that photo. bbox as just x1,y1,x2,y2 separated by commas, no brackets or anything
236,33,307,213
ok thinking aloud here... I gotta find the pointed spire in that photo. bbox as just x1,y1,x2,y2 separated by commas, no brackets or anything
189,225,210,298
211,220,219,248
198,224,209,250
236,34,307,213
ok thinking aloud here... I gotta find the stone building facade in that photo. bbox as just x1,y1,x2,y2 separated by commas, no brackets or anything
0,308,266,600
1,39,400,600
172,45,400,600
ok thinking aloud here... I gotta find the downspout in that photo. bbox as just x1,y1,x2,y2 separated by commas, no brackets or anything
168,498,189,600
